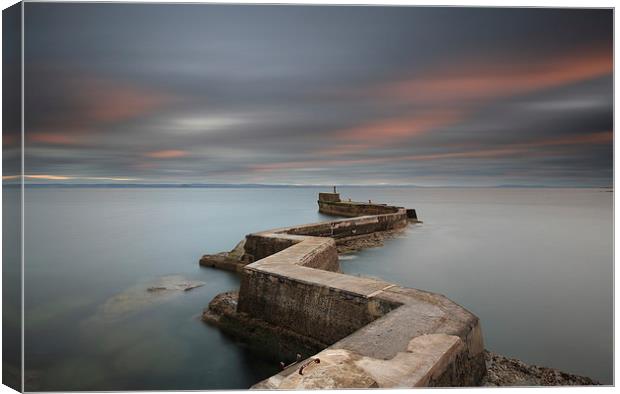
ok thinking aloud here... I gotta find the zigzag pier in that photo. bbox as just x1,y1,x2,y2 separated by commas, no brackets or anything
199,191,486,388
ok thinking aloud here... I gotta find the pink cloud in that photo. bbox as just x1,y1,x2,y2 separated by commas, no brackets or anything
27,75,178,145
252,131,612,172
28,133,81,145
73,77,176,124
317,110,464,157
144,149,189,159
3,133,19,147
374,48,612,105
339,111,462,141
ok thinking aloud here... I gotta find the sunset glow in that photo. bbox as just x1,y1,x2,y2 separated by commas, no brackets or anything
17,5,612,186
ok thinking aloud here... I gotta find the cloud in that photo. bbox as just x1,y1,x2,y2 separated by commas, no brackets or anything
318,110,465,156
73,77,177,124
26,72,179,141
22,5,612,186
13,175,141,182
144,150,189,159
28,133,81,145
372,48,612,105
250,131,612,172
2,133,19,147
401,131,612,161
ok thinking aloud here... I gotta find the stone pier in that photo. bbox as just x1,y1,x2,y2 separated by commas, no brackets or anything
200,192,486,388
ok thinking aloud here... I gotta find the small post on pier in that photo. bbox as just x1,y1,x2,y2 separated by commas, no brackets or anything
333,186,337,193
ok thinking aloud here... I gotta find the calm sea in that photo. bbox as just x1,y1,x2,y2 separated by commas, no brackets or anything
15,187,612,389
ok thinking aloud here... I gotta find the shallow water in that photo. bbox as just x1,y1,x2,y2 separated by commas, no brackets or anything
20,187,612,389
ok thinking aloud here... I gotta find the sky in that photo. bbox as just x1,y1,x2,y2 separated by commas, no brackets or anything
8,4,614,186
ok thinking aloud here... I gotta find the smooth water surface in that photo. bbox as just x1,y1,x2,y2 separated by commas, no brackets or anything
21,187,612,389
23,188,327,390
338,188,613,384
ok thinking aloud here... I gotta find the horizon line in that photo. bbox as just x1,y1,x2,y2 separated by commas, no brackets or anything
2,182,613,189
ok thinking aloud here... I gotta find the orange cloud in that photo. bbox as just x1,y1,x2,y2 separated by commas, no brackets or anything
84,177,139,181
318,143,373,156
25,174,72,180
3,134,18,147
76,78,176,124
340,111,462,141
251,160,345,172
375,48,612,105
318,48,611,161
28,133,80,145
133,162,157,170
318,110,464,157
14,174,141,181
27,76,178,141
252,131,612,172
534,131,612,146
407,131,612,161
144,149,189,159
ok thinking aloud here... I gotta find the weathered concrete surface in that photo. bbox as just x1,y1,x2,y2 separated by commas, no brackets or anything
203,291,327,361
317,193,421,227
202,193,485,388
202,227,412,271
336,227,409,254
238,264,398,345
318,192,341,203
318,200,401,217
317,192,421,222
200,209,413,272
248,279,485,388
253,333,482,389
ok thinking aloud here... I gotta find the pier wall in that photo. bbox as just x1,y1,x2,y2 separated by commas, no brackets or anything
202,193,486,388
318,199,401,217
238,264,398,345
243,212,408,262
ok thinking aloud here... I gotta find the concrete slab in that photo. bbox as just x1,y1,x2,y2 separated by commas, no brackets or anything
203,194,486,388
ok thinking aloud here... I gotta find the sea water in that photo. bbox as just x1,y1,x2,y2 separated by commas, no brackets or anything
15,187,612,389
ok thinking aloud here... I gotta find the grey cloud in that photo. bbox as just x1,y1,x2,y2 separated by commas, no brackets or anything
21,4,613,186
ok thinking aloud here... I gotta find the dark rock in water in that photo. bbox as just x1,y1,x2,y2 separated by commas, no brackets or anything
83,275,205,325
148,281,204,292
183,283,204,291
200,253,245,272
200,239,250,272
483,351,599,386
144,277,205,293
202,291,238,324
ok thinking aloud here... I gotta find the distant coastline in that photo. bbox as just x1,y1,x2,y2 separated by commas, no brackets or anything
2,183,613,189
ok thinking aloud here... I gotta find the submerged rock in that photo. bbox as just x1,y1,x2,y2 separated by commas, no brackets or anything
84,275,205,325
145,278,205,292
